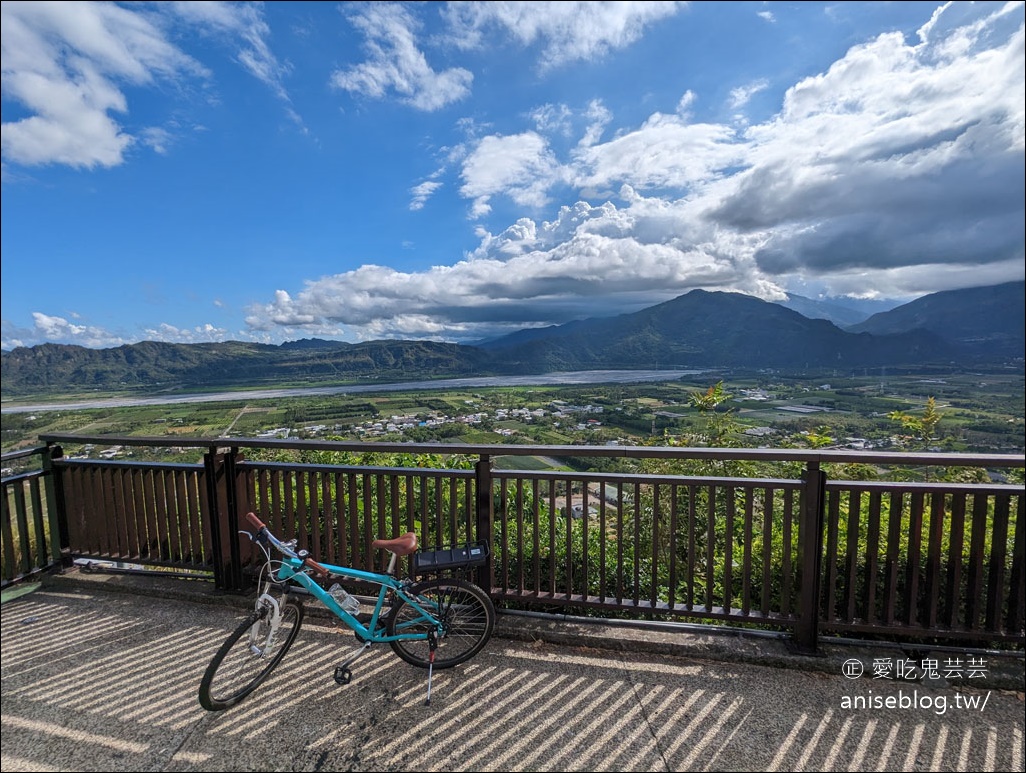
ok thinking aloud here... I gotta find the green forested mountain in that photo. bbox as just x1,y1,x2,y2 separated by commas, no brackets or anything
0,339,490,395
2,283,1020,397
848,280,1024,358
481,289,954,370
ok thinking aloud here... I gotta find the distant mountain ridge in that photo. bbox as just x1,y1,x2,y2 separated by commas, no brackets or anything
0,339,489,395
480,289,953,370
2,282,1021,396
774,293,901,328
848,281,1024,358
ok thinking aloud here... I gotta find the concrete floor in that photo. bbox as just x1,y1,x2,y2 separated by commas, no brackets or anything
1,570,1023,772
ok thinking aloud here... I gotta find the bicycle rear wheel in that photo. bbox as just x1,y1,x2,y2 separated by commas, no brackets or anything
387,578,494,668
198,598,303,711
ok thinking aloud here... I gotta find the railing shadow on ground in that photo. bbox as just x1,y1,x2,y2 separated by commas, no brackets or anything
1,581,1023,773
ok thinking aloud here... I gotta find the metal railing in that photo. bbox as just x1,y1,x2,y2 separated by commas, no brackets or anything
2,435,1022,652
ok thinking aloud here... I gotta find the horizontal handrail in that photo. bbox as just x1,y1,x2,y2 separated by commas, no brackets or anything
37,433,1026,468
0,445,48,464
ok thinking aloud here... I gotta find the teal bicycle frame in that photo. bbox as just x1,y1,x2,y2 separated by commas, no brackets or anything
270,554,442,645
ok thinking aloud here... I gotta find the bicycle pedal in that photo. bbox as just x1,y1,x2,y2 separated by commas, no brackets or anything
333,666,353,686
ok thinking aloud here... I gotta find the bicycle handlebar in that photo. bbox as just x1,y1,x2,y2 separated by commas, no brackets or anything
245,511,329,579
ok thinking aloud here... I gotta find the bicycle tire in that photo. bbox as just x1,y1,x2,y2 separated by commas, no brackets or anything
198,598,304,711
387,578,494,668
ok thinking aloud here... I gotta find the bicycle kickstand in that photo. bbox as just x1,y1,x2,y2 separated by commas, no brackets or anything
334,641,373,686
425,630,438,706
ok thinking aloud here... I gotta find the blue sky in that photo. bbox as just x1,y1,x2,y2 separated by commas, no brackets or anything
2,1,1023,351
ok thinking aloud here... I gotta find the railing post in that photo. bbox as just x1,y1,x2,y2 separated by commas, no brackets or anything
204,447,245,592
795,460,826,653
223,447,244,591
42,443,72,567
474,454,493,592
203,450,226,590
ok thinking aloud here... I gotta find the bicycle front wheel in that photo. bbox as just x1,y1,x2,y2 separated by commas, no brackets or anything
387,578,494,668
198,598,304,711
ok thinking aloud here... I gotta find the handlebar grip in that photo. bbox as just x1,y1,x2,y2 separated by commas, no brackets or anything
245,512,266,530
303,557,330,579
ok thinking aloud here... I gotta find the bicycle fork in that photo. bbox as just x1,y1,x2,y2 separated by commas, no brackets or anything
250,594,282,655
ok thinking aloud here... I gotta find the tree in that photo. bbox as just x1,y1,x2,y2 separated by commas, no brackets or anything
888,396,942,448
689,381,730,411
685,381,743,448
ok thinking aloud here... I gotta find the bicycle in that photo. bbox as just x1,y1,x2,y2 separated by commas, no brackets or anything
198,512,495,711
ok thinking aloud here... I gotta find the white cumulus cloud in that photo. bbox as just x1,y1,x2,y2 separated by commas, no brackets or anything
1,1,289,169
443,1,687,71
330,3,472,111
459,131,564,216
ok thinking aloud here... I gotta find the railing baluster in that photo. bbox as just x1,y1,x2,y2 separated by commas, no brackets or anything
668,482,678,611
686,483,696,612
844,489,861,624
29,476,47,569
516,478,525,595
945,492,967,629
824,489,840,623
905,491,925,627
864,490,881,627
966,492,988,630
1007,493,1024,634
760,486,773,617
346,472,359,568
925,491,946,629
742,487,753,616
548,478,557,597
986,494,1011,632
12,483,31,575
1,484,17,581
883,490,903,625
781,487,794,618
643,480,653,610
533,478,542,596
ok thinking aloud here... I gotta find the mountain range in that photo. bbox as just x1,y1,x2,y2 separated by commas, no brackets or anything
1,281,1022,397
774,293,901,327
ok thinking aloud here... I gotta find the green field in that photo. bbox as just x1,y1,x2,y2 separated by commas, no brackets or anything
3,369,1023,467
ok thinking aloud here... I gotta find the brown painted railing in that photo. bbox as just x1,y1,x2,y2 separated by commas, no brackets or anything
58,458,213,573
2,435,1023,652
0,446,61,583
820,481,1024,640
237,459,478,582
490,468,806,623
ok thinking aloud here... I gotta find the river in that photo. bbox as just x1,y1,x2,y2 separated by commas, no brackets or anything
0,369,705,414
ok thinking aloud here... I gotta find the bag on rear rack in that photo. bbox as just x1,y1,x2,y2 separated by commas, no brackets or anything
412,543,489,575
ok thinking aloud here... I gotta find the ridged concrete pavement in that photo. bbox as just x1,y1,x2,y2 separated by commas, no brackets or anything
1,568,1023,772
